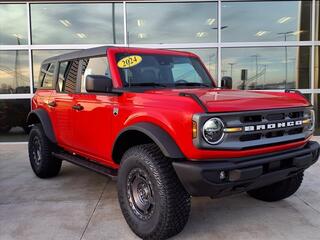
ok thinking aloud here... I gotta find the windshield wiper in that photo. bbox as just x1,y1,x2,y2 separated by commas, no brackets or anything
175,82,211,87
128,82,167,87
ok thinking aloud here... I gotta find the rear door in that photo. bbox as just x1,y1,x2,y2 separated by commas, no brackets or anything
50,59,80,149
72,56,115,163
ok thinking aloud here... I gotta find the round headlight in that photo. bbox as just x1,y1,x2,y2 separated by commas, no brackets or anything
202,117,225,144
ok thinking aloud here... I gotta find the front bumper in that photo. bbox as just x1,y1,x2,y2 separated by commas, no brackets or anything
173,141,320,197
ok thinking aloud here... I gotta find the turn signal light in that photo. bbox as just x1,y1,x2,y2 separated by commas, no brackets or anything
192,121,197,138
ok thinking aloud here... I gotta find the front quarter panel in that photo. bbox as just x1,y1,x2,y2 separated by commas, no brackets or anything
111,92,203,160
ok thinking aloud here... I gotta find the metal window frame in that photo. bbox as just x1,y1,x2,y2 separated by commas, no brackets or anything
0,0,319,129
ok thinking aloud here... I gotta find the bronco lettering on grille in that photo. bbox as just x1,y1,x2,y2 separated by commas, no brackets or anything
244,120,303,132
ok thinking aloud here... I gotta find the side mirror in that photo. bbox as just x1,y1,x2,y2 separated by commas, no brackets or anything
86,75,113,93
221,76,232,89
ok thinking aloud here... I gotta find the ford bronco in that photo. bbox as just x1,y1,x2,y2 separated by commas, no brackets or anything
27,46,319,240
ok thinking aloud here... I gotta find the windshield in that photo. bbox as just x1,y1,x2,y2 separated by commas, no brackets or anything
116,53,214,88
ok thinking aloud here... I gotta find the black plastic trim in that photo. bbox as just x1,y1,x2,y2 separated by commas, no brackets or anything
53,152,117,180
112,122,184,160
193,106,314,150
179,92,208,112
173,141,320,197
26,109,57,143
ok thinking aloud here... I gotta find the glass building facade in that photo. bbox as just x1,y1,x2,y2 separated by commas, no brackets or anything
0,0,320,141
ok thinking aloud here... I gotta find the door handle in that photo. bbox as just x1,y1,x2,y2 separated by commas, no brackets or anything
45,100,56,107
72,104,84,111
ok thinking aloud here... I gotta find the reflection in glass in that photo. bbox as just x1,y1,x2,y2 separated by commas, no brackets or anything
221,1,312,42
174,49,217,81
0,4,28,45
316,0,320,40
316,47,319,89
0,99,30,142
221,47,310,90
127,3,217,44
0,51,30,94
32,50,75,89
31,3,123,44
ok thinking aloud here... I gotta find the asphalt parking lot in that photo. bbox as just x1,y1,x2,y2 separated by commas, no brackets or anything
1,139,320,240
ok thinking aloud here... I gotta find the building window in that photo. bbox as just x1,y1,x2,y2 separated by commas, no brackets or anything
32,50,75,90
126,2,218,44
0,4,28,45
0,99,30,142
0,50,30,94
30,3,124,44
221,46,311,90
221,1,312,42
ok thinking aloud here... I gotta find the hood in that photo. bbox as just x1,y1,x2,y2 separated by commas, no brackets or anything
144,88,310,112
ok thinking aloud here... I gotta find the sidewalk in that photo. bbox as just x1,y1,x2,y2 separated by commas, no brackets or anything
0,138,320,240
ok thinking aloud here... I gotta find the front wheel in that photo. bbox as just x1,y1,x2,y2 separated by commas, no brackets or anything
247,172,304,202
117,144,191,240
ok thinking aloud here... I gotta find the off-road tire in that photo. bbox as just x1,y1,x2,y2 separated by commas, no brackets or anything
28,124,62,178
117,143,191,240
247,172,304,202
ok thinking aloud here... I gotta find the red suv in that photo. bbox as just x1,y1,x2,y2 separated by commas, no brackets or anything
27,46,319,240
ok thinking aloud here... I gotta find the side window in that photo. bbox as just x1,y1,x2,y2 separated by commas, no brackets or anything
39,63,49,88
57,60,79,93
80,56,111,93
41,63,56,88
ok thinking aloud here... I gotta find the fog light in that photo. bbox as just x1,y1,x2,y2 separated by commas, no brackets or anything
219,171,226,180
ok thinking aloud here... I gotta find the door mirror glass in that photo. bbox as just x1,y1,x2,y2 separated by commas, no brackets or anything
85,75,113,93
221,76,232,89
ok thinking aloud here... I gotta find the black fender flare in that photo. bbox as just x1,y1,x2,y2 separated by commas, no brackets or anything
112,122,185,160
26,109,56,143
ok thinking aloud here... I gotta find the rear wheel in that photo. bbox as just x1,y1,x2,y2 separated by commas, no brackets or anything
247,173,303,202
117,144,191,240
28,124,62,178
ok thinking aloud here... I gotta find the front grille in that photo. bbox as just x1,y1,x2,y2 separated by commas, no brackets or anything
239,109,305,142
266,113,285,121
241,115,262,123
193,107,313,150
239,133,261,142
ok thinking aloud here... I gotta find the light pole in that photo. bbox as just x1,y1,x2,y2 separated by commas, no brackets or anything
277,31,294,89
263,64,267,89
251,54,259,87
228,63,235,79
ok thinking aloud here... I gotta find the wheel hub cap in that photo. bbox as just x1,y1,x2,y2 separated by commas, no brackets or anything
32,136,41,166
127,168,155,220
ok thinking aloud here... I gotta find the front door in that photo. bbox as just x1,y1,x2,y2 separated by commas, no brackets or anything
72,56,115,164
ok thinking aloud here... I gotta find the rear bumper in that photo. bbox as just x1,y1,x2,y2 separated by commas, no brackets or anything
172,141,320,197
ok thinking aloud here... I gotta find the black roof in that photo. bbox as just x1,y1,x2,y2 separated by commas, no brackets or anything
42,46,111,64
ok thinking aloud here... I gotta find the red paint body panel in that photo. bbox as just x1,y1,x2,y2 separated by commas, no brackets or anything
32,47,312,170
